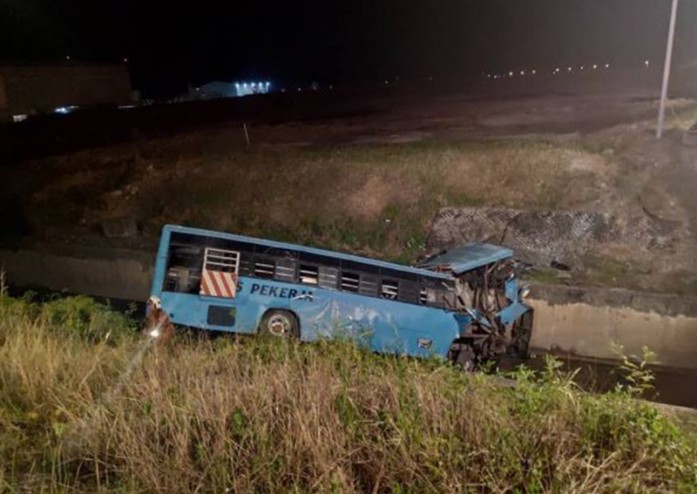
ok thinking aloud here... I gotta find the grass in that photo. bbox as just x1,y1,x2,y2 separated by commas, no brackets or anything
146,139,605,262
1,292,696,493
667,102,697,131
18,136,608,263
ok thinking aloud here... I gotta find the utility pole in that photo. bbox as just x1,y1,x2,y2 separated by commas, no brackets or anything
656,0,679,139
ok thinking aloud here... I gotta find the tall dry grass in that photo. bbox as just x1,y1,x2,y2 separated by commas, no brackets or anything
1,293,696,493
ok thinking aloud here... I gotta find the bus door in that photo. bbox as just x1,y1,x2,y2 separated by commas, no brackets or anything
197,246,243,332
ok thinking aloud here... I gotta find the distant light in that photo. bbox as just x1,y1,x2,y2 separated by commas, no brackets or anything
554,67,560,73
54,106,70,114
486,74,491,78
65,55,71,61
329,84,333,89
508,71,514,77
12,114,27,123
531,69,536,75
297,87,302,92
520,70,525,76
592,64,598,70
384,80,389,85
644,59,650,67
117,104,136,109
580,65,584,70
122,57,129,63
605,63,610,69
567,66,572,72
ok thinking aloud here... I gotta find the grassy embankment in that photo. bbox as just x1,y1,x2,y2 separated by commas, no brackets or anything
143,140,605,264
22,137,605,265
1,287,696,493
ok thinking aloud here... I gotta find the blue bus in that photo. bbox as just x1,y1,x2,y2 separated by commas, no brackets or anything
148,224,533,367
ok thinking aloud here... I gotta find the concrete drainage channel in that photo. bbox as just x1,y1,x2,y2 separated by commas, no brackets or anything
1,243,697,408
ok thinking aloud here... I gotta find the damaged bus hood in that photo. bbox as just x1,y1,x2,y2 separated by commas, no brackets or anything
417,243,514,275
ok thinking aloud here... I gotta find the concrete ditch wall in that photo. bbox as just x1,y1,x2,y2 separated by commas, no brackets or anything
1,245,696,370
528,284,697,370
0,245,154,301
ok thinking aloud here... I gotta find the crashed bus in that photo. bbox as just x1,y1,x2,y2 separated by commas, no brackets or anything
147,224,533,367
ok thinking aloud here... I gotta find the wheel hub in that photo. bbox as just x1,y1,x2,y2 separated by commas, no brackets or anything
268,315,289,336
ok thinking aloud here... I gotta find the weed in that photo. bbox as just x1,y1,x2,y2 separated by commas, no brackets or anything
0,295,695,492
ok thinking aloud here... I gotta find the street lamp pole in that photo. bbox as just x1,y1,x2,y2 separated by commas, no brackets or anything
656,0,679,139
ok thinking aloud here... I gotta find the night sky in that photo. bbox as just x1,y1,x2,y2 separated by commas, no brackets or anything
1,0,695,97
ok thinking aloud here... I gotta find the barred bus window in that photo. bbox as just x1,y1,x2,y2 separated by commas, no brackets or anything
299,264,319,285
381,280,399,300
254,259,275,279
340,272,360,292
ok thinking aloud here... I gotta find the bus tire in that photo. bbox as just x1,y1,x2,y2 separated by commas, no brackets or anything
259,310,300,339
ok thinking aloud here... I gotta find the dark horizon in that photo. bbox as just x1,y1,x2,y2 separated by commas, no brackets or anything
1,0,696,97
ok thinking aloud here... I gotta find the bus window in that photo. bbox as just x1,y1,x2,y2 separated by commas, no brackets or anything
359,273,379,297
238,255,255,277
253,257,275,279
340,261,379,297
419,287,428,305
275,258,297,282
381,280,399,300
397,279,421,304
164,244,204,294
203,247,239,273
340,271,360,292
318,266,339,289
299,264,319,285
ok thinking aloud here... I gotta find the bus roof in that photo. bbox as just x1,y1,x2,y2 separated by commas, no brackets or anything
163,224,453,280
416,243,513,275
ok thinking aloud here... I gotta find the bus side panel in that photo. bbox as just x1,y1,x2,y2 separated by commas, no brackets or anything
234,277,297,333
329,292,459,359
236,278,334,337
159,292,211,329
158,277,293,334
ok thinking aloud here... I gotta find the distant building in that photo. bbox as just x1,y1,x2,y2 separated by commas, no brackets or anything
0,64,132,122
189,81,272,100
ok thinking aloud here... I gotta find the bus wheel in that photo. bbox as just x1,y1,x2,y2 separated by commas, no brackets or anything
260,310,299,339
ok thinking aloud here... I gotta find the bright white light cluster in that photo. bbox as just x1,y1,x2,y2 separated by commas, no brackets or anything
54,105,79,114
235,81,271,96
